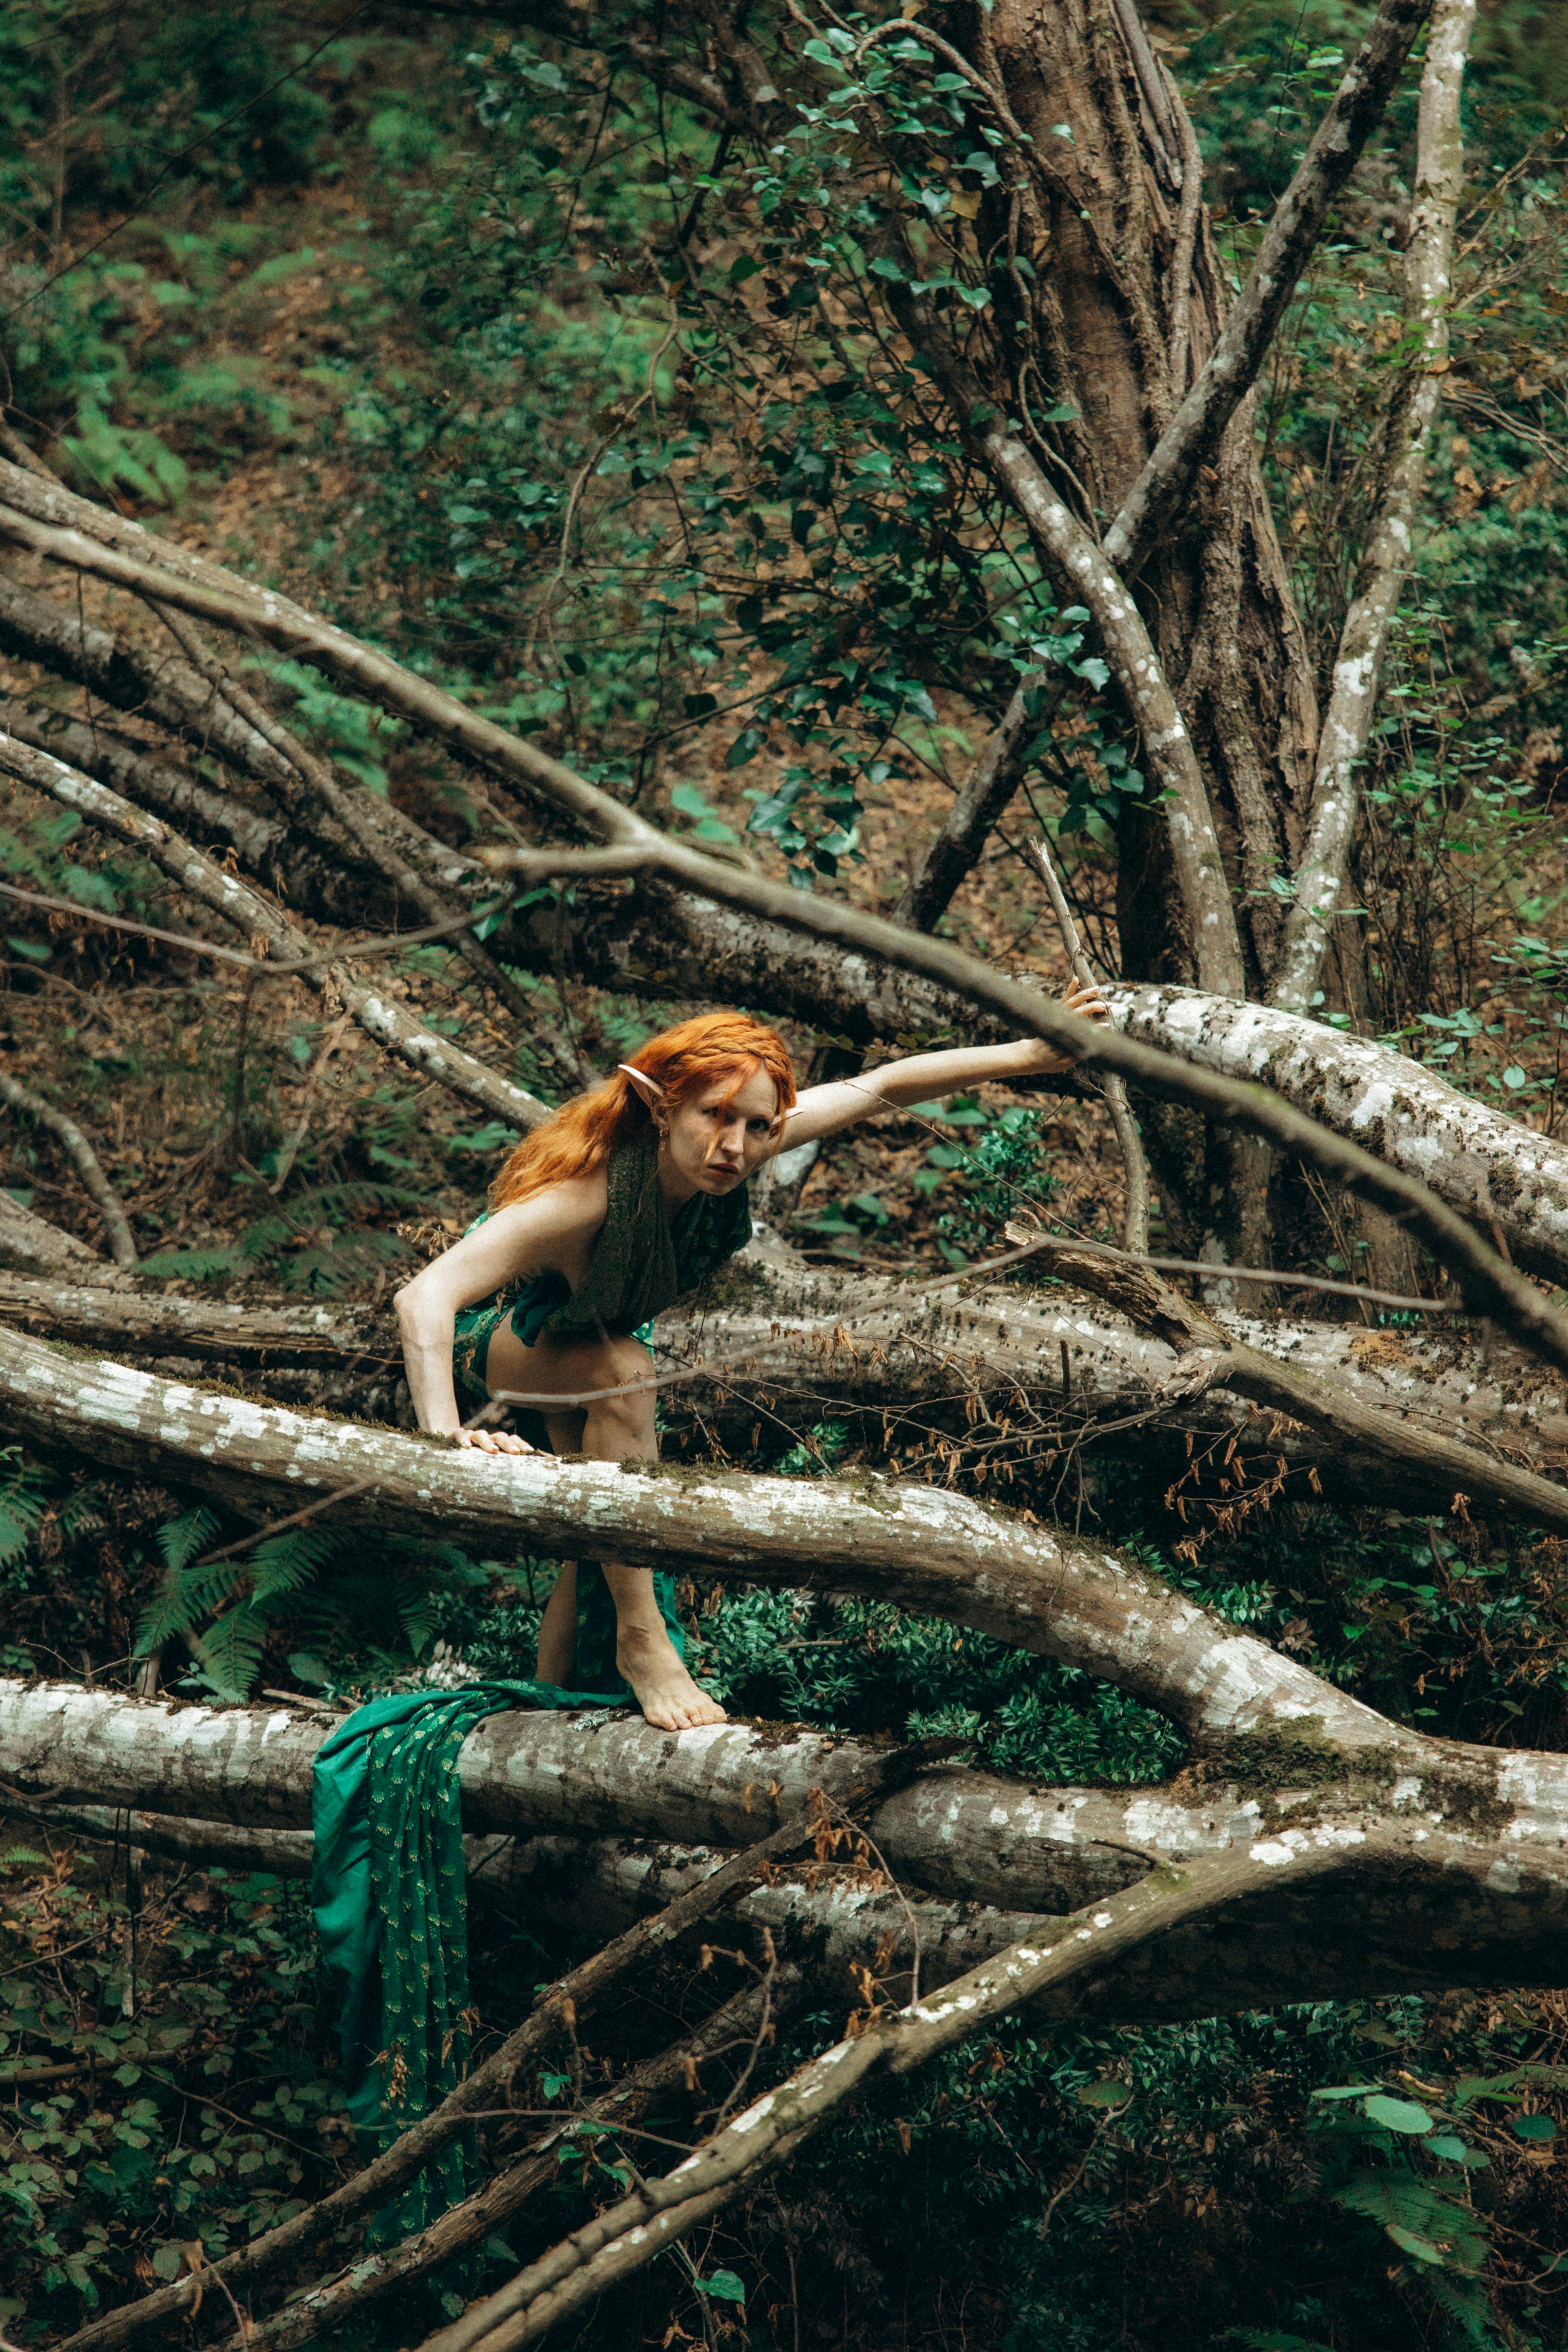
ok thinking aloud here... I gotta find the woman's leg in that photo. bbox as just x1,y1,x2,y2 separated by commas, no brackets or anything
535,1563,578,1684
534,1406,584,1685
482,1324,725,1731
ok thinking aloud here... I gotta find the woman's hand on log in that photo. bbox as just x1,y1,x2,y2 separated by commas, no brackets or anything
1030,977,1111,1073
454,1424,536,1455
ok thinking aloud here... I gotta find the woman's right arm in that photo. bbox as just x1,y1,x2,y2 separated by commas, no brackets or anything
394,1183,603,1448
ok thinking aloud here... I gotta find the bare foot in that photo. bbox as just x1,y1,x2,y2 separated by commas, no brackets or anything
616,1621,727,1733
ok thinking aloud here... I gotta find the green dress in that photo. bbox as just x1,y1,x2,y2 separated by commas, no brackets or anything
311,1136,752,2236
450,1132,752,1683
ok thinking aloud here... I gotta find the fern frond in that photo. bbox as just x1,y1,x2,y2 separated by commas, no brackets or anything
191,1607,269,1703
156,1505,222,1576
0,1448,50,1558
397,1591,439,1656
249,1526,345,1603
1421,2269,1506,2350
135,1249,241,1281
137,1557,245,1652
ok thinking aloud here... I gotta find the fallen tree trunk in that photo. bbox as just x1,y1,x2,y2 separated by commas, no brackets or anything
38,1799,1058,1997
13,1688,1568,2024
0,1676,1208,1911
0,1187,113,1279
6,1319,1567,1788
5,1245,1565,1515
0,1322,1439,1753
1105,982,1568,1287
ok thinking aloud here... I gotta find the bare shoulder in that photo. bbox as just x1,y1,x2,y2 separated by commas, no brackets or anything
487,1170,608,1245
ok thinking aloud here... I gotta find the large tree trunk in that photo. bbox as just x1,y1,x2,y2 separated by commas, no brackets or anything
984,0,1319,999
6,1316,1563,1774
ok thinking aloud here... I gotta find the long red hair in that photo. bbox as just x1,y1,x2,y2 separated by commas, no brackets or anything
489,1012,797,1211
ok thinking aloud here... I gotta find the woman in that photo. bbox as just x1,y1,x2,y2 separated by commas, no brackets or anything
396,990,1107,1731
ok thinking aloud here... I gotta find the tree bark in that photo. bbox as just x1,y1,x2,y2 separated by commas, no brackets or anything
402,1828,1561,2352
6,1321,1568,1822
979,0,1320,1002
0,1326,1403,1751
483,837,1568,1370
0,1071,138,1266
0,728,551,1135
8,545,1566,1295
1103,981,1568,1286
0,1186,111,1278
0,1677,1152,1912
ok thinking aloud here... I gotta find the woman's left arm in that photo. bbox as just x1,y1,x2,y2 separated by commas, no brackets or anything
778,978,1111,1150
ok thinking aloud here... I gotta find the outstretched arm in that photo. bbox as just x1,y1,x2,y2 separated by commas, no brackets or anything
778,979,1110,1152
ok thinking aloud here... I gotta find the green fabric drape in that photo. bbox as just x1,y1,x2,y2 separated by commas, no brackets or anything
315,1136,737,2238
546,1131,753,1342
311,1571,685,2239
452,1134,752,1401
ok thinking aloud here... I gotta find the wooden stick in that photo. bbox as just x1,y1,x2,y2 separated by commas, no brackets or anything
0,1072,138,1268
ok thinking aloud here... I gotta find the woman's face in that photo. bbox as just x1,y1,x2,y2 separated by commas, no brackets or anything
660,1062,783,1199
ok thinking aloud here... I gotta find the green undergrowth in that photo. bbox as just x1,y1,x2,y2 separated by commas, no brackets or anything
0,1848,341,2332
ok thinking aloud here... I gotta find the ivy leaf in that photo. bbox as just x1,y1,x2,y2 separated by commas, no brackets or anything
1511,2112,1557,2141
1384,2221,1447,2265
1363,2095,1433,2134
694,2270,747,2303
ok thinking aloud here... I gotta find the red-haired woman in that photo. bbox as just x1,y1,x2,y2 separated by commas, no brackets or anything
396,993,1106,1730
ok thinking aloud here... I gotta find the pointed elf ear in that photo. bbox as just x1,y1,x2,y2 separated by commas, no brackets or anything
618,1063,668,1117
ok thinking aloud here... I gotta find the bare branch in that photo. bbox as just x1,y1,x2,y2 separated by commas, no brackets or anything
877,286,1247,999
1103,0,1435,574
145,600,541,1026
61,1764,937,2352
0,730,550,1134
413,1841,1397,2352
0,1071,138,1266
475,842,1568,1375
1164,65,1204,398
7,454,1565,1329
1270,0,1475,1014
12,1256,1564,1528
16,1689,1568,2023
1017,1231,1568,1537
202,1976,794,2352
0,1320,1517,1769
892,676,1043,933
1099,981,1568,1290
0,697,298,892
